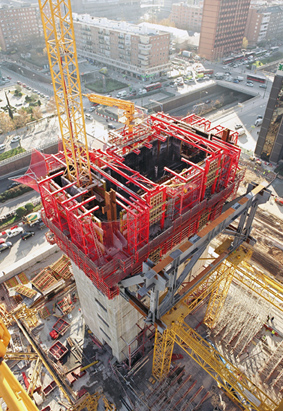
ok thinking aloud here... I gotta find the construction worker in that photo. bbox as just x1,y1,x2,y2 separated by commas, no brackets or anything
271,330,275,337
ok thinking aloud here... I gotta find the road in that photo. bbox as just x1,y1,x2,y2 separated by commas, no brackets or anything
0,222,50,270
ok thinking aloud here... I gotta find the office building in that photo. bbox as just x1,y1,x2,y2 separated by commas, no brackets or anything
255,63,283,163
73,14,171,79
198,0,251,61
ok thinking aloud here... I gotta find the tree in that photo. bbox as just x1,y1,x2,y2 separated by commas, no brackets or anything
242,37,248,50
14,86,22,97
32,106,42,120
158,18,175,28
25,203,34,213
13,109,29,129
16,206,26,218
46,97,56,114
0,112,14,133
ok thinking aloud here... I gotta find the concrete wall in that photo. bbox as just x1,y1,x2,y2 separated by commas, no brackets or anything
71,262,142,361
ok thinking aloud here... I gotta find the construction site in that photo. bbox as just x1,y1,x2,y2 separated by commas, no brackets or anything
1,0,283,410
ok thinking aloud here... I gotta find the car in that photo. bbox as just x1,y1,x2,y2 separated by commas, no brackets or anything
235,124,243,130
259,84,267,89
85,114,92,120
0,143,5,151
0,242,12,253
205,99,211,104
246,82,253,87
35,221,45,230
7,76,12,80
15,103,22,107
108,123,116,130
11,135,21,143
21,231,35,240
0,238,7,244
6,227,24,237
8,182,20,189
89,107,96,112
203,76,210,80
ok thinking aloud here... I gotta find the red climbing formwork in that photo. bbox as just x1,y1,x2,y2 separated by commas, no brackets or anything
37,113,243,299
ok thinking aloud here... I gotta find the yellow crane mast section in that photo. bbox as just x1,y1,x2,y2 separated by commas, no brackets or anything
39,0,91,186
0,320,39,411
87,94,136,132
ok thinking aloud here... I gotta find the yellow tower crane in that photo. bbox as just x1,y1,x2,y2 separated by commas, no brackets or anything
87,94,138,133
38,0,91,187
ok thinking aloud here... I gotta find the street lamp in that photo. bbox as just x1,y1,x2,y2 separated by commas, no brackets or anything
149,99,163,113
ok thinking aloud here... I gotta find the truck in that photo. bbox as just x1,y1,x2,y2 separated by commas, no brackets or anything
237,76,244,81
25,211,42,227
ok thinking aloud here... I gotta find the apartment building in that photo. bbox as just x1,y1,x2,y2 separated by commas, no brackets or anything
198,0,251,61
73,14,171,79
170,3,203,32
0,5,40,51
266,6,283,43
245,5,283,47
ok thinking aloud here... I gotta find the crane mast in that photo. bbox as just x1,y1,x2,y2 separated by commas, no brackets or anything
39,0,91,187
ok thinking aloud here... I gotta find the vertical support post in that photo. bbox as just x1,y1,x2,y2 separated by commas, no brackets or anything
203,264,235,329
152,329,174,381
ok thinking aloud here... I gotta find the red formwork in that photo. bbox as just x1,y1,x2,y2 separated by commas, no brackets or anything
38,113,243,299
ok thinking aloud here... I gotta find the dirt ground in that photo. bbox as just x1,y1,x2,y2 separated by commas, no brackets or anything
238,154,283,281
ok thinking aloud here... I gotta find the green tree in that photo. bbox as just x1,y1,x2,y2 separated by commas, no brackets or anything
25,203,34,213
16,206,26,218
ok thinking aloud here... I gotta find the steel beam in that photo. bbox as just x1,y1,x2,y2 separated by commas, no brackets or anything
120,183,271,325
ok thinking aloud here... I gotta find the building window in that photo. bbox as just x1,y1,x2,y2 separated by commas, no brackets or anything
95,298,107,312
98,313,109,327
100,327,111,340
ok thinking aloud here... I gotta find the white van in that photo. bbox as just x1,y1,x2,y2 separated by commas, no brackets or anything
116,90,127,98
255,118,263,127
